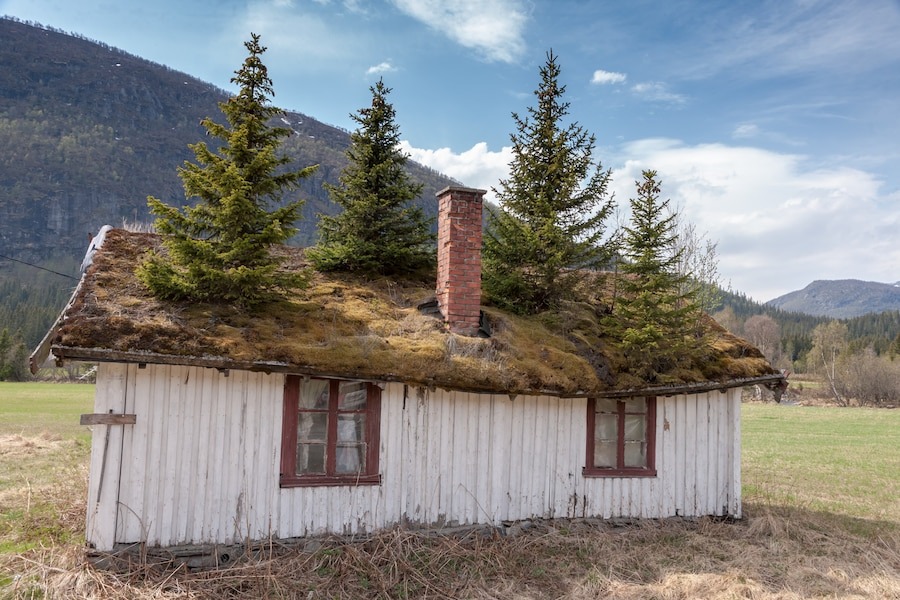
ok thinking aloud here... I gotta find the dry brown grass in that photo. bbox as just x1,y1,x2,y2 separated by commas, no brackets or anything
2,506,898,599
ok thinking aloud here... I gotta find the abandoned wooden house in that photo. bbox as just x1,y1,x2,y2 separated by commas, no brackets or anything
31,186,784,556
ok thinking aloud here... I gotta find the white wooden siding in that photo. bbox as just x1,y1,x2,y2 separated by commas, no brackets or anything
85,363,742,550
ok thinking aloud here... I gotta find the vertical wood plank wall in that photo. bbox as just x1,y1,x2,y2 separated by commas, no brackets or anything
85,363,742,550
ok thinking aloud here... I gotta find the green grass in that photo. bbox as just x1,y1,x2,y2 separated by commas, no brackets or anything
0,382,95,441
0,382,94,554
742,402,900,529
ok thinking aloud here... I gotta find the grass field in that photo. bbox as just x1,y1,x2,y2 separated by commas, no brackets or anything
743,403,900,530
0,382,94,556
0,383,898,599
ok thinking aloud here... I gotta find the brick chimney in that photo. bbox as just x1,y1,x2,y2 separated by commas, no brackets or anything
436,186,485,336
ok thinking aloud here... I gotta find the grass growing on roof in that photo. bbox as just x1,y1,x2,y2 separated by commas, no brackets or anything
54,229,778,396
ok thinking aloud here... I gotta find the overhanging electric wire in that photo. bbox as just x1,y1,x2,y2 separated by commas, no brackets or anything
0,253,80,281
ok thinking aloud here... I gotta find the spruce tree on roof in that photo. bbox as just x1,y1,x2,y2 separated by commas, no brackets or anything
483,50,616,314
138,33,317,308
610,170,701,380
308,79,434,276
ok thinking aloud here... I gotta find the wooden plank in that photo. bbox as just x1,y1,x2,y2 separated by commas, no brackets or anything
115,364,137,544
80,413,136,425
86,363,127,551
730,389,742,518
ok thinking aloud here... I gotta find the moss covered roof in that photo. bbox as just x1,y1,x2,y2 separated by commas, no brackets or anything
40,228,782,397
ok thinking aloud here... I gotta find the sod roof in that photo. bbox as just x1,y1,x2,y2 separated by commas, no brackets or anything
35,228,783,397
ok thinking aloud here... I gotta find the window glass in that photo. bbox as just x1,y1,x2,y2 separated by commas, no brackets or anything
624,414,645,441
596,398,618,414
623,397,646,413
623,440,647,468
297,412,328,474
300,379,330,410
596,413,618,442
339,381,368,410
335,414,366,474
297,443,326,474
594,441,617,468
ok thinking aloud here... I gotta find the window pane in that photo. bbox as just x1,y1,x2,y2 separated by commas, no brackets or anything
594,441,617,468
623,397,646,413
297,443,326,474
298,412,328,443
335,414,366,474
624,441,647,468
595,414,618,442
624,414,645,442
300,379,330,409
339,381,367,410
595,398,618,414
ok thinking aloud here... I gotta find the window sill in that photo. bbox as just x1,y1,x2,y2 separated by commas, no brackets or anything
583,468,657,478
280,474,382,488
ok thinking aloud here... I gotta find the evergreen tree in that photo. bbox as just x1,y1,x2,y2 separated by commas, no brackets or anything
308,80,433,276
483,50,615,314
610,170,699,379
0,327,29,381
0,327,10,380
138,34,316,307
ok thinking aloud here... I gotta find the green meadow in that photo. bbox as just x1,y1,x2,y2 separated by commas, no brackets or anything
742,402,900,528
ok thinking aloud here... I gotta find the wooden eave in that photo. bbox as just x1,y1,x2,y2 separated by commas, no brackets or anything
28,274,85,375
47,344,784,399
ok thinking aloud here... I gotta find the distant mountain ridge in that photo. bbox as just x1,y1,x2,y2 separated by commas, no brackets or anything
766,279,900,319
0,17,458,266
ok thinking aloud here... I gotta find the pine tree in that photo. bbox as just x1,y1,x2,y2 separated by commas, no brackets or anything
308,79,433,276
138,33,317,307
483,50,615,314
611,170,700,379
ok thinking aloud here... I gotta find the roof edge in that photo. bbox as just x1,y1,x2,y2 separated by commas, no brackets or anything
48,346,786,399
29,275,86,374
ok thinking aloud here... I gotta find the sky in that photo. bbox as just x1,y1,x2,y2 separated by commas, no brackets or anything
2,0,899,302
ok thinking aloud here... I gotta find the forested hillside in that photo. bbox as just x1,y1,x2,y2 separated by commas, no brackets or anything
712,288,900,373
0,18,455,266
0,17,457,374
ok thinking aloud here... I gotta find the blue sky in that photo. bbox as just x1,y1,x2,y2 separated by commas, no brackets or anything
2,0,899,302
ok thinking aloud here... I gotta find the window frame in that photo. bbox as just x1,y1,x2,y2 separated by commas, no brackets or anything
280,375,382,487
584,396,657,478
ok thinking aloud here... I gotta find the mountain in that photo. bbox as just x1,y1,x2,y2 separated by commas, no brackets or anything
766,279,900,319
0,17,459,267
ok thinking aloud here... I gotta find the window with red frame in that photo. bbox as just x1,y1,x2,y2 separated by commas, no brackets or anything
584,397,656,477
280,375,381,487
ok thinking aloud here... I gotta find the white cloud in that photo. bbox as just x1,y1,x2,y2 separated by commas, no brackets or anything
631,82,686,104
399,141,512,201
366,61,396,76
402,136,899,302
390,0,528,63
732,123,759,139
591,69,626,85
681,2,900,81
610,139,897,301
